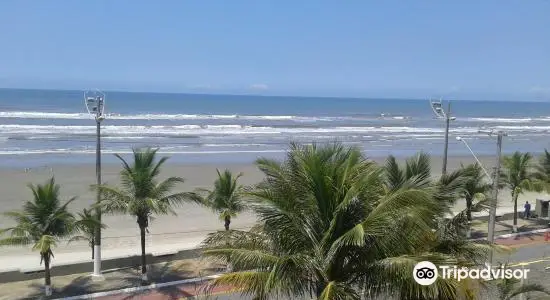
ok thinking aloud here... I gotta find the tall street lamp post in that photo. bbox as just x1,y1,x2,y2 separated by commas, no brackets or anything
84,90,106,278
456,130,506,266
430,99,455,175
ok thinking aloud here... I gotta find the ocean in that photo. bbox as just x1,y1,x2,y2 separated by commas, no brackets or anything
1,88,550,167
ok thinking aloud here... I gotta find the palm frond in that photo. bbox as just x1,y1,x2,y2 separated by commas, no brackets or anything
158,191,194,209
506,283,549,300
404,152,432,189
202,229,272,251
207,271,273,299
94,185,133,215
319,281,360,300
0,236,34,246
32,234,57,254
199,143,497,299
181,191,208,205
203,248,279,270
384,155,405,191
436,168,467,206
102,148,188,224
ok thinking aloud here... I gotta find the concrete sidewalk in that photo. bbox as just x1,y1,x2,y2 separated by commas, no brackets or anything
0,216,548,299
2,197,546,278
0,258,223,300
0,236,206,274
0,223,256,274
0,204,527,274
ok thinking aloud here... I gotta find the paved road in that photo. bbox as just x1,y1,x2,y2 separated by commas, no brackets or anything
95,233,550,300
495,231,550,262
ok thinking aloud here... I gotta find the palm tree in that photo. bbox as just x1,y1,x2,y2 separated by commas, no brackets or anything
192,169,245,231
495,276,549,300
500,152,538,232
69,208,106,260
383,152,432,192
94,147,189,282
202,143,492,300
534,149,550,188
384,154,494,242
383,152,467,217
460,163,492,221
0,178,77,296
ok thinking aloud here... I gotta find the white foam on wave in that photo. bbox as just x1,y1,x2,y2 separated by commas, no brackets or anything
0,111,415,122
494,125,550,131
465,117,550,123
101,136,153,140
202,143,265,147
0,124,453,136
0,111,309,121
465,117,532,123
0,111,90,119
0,148,286,155
2,124,548,139
4,124,546,138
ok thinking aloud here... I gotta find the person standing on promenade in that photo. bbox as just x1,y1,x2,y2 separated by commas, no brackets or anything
524,201,531,219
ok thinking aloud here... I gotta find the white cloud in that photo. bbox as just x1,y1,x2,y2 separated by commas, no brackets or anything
448,86,461,93
529,86,550,94
249,83,269,90
190,84,215,90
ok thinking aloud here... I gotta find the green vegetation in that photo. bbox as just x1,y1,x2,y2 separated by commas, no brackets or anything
460,163,491,222
0,178,78,296
500,151,540,232
189,169,246,231
534,149,550,191
69,208,106,259
201,143,496,299
3,143,550,299
494,276,549,300
94,147,189,282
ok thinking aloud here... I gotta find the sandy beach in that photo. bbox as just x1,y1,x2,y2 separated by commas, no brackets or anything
0,154,548,259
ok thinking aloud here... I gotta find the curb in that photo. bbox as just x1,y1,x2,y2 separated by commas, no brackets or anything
52,274,223,300
471,228,550,241
48,228,550,299
494,228,550,239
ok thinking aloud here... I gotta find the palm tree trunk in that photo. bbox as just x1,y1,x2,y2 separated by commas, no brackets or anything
224,215,232,271
43,253,52,296
466,197,473,221
465,196,473,238
513,192,518,232
139,225,147,282
91,242,94,260
224,215,231,231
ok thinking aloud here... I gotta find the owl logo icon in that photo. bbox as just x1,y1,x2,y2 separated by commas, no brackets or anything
413,261,438,285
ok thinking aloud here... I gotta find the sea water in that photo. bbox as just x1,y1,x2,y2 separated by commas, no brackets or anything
1,88,550,167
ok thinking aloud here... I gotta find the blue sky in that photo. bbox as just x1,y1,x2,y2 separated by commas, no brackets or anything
0,1,549,100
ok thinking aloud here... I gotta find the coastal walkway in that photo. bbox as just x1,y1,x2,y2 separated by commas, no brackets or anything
0,205,535,276
0,215,548,299
78,231,550,300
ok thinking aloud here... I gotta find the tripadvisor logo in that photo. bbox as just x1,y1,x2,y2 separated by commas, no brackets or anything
413,261,530,286
413,261,438,285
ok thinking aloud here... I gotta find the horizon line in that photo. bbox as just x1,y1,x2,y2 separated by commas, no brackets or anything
0,86,548,103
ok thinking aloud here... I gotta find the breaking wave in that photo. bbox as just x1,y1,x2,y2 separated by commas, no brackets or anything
0,124,475,137
0,111,412,122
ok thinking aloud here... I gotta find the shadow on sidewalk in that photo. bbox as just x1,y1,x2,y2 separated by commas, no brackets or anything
27,259,225,299
470,217,549,240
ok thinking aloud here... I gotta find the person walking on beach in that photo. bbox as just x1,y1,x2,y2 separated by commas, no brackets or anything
524,201,531,219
